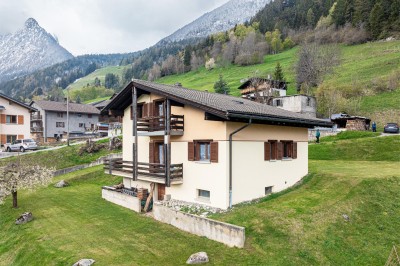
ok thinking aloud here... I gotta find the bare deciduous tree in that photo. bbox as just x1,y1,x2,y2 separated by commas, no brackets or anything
0,160,54,208
295,42,340,95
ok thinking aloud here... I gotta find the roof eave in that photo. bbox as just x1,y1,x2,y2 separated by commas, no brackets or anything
227,111,333,128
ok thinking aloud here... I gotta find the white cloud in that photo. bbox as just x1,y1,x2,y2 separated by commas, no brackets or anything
0,0,229,55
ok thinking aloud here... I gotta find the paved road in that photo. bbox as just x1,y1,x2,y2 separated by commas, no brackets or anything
0,137,111,159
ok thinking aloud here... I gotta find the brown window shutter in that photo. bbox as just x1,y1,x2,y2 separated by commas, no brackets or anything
0,114,5,124
18,115,24,125
18,134,24,139
210,142,218,163
188,142,195,161
142,103,148,118
149,142,155,163
277,142,283,160
264,142,271,161
149,102,155,117
293,142,298,159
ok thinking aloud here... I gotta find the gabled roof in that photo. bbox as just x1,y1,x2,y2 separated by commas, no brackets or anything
32,100,100,114
102,79,332,128
0,93,37,112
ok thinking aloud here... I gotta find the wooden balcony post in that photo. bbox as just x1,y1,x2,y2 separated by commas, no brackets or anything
164,99,171,187
132,86,138,181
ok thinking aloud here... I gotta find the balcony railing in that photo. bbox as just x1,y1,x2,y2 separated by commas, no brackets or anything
104,158,183,184
31,115,42,121
31,127,44,133
137,115,184,133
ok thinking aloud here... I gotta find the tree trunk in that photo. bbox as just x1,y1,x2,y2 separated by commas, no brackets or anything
12,191,18,208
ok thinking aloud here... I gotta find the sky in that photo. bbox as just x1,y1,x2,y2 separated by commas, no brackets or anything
0,0,229,56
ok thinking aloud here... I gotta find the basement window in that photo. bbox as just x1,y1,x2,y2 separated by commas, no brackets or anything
265,186,273,196
198,189,210,199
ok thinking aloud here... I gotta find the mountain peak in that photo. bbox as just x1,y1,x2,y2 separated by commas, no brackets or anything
25,18,39,29
160,0,270,43
0,18,73,84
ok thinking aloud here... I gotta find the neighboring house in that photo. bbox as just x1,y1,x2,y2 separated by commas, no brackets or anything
331,113,371,131
238,77,288,100
271,95,317,118
30,100,100,142
102,80,331,211
91,96,122,137
0,93,37,146
238,79,316,118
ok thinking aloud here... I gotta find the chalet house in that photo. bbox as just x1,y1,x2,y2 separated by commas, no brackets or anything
238,79,317,118
102,80,331,210
0,93,37,146
238,77,288,100
30,100,100,142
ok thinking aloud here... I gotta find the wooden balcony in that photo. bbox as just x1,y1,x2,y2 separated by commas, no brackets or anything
104,158,183,185
31,114,42,121
137,115,184,136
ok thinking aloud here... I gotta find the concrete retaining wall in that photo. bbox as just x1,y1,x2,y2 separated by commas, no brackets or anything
102,189,141,212
53,153,122,176
153,203,245,248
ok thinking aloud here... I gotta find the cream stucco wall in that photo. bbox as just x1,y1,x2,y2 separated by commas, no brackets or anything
0,96,32,144
119,92,309,210
230,141,308,205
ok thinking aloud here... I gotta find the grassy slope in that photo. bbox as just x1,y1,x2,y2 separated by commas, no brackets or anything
0,136,399,265
157,40,400,112
67,66,128,91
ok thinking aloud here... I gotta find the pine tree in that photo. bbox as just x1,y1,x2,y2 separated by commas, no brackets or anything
307,8,315,27
214,74,230,95
369,2,384,39
273,62,285,81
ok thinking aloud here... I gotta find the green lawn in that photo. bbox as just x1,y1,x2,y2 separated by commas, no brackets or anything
67,66,128,91
0,134,399,265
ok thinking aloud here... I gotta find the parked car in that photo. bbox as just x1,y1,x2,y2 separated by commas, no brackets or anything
5,139,38,152
383,123,399,134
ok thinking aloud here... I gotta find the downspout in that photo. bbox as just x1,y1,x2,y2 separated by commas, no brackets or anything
229,118,252,209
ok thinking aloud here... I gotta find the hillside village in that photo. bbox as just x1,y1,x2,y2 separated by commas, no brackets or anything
0,0,400,265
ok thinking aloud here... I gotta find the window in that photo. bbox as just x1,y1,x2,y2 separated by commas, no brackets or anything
265,140,297,160
88,114,92,118
188,140,218,162
77,113,82,117
198,189,210,199
281,141,297,159
265,186,273,195
79,123,85,128
57,112,63,118
6,115,17,124
275,99,283,107
264,140,278,160
56,122,65,128
6,135,17,143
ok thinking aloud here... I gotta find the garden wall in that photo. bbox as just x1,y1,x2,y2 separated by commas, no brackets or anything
153,203,245,248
